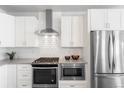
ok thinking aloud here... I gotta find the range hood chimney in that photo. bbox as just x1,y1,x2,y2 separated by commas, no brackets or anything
35,9,59,36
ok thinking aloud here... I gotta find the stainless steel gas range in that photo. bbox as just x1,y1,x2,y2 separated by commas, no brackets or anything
32,57,59,88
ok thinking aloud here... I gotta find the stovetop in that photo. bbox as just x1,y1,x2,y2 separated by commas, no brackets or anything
32,57,59,64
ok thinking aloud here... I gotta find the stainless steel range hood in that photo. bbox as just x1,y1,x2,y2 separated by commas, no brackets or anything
35,9,59,36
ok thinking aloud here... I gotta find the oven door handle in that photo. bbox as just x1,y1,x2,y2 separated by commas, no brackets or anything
61,67,83,68
32,67,58,69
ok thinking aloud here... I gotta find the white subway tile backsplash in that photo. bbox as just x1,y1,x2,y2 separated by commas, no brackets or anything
0,47,83,59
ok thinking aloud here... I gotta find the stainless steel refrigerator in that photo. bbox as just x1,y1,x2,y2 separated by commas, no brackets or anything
91,31,124,88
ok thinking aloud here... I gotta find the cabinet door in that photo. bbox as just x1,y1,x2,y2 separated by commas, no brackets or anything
0,13,15,47
61,16,72,47
90,9,106,30
59,81,88,88
15,17,25,47
0,65,3,87
4,15,15,47
25,17,38,47
72,16,84,47
7,64,16,88
107,9,121,30
120,10,124,29
17,64,32,88
0,65,7,88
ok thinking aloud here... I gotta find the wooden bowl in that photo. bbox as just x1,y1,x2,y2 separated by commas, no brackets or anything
71,55,80,60
65,56,70,60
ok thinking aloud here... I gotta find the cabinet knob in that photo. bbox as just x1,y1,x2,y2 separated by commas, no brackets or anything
23,41,26,46
70,85,75,87
70,42,73,45
22,84,27,87
106,23,110,28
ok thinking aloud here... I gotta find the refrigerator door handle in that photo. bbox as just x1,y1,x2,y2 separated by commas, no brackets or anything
95,74,124,78
108,35,111,69
112,33,115,71
109,34,114,72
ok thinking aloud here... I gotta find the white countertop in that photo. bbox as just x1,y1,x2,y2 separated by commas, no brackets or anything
59,58,87,64
0,58,87,66
0,58,35,65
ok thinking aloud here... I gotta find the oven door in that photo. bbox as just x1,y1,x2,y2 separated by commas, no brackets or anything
61,64,85,80
32,67,58,88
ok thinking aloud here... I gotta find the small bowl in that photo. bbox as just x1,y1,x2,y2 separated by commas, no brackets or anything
65,56,70,60
71,55,80,60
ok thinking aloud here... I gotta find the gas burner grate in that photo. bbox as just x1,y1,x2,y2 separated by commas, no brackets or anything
33,57,59,63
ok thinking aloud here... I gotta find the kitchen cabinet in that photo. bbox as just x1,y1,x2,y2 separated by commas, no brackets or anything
89,9,106,30
59,81,88,88
0,65,7,88
15,16,38,47
0,64,17,88
7,64,17,88
17,64,32,88
107,9,121,29
120,10,124,29
0,13,15,47
61,16,84,47
89,9,121,30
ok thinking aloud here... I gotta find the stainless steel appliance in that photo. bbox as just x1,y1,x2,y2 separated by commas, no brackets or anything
32,57,59,88
91,31,124,88
60,63,85,80
35,9,59,36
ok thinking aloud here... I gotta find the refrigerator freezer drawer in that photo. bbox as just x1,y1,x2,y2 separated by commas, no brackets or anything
94,75,124,88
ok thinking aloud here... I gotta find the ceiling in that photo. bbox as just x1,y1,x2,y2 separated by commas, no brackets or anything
0,5,124,12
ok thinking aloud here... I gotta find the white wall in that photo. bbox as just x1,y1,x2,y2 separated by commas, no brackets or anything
5,47,83,59
0,11,88,61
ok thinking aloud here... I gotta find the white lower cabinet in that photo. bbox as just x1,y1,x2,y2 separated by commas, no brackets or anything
17,64,32,88
7,64,17,88
59,81,88,88
0,65,7,88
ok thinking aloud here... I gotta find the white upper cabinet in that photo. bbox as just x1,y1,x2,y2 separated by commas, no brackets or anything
25,17,38,47
107,9,121,29
72,16,84,47
15,16,38,47
0,13,15,47
61,16,84,47
90,9,106,30
120,10,124,29
61,16,72,47
89,9,122,30
15,17,25,47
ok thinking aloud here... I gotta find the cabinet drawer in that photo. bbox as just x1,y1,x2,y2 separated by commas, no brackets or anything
17,81,32,88
60,84,87,88
59,81,88,88
18,73,31,79
17,65,31,71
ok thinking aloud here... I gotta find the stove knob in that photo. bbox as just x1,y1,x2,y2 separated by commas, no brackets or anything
51,80,54,82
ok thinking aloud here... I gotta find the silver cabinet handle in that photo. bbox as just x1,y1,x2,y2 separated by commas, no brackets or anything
106,23,110,28
23,41,26,46
22,84,27,87
70,85,76,87
70,42,73,45
22,75,28,77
